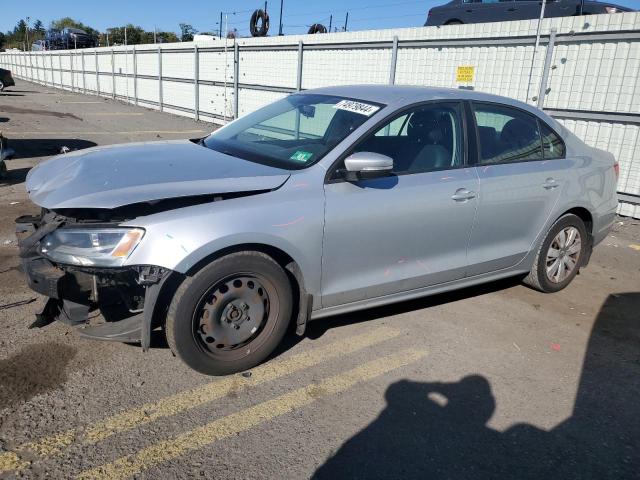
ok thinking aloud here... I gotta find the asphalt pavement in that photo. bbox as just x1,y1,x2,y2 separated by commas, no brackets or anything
0,80,639,479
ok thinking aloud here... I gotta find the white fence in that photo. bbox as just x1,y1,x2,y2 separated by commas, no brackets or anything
1,12,639,217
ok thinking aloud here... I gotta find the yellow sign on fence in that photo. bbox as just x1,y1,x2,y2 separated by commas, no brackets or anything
456,66,475,83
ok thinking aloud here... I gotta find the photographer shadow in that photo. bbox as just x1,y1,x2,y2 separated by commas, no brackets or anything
313,292,639,480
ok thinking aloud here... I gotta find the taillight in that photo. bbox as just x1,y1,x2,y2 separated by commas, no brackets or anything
614,161,620,179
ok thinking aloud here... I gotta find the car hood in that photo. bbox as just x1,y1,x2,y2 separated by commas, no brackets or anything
26,140,291,209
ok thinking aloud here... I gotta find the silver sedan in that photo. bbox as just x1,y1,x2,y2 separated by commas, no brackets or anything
18,85,619,375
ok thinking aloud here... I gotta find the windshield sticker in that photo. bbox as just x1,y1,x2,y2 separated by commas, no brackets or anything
290,150,313,162
333,100,380,117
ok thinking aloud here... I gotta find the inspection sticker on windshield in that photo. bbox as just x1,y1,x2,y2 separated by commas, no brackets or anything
333,100,380,116
290,150,313,162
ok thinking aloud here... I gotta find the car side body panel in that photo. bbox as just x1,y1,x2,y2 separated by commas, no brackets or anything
123,167,327,308
425,0,633,26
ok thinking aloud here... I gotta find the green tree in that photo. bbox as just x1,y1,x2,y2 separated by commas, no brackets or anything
179,23,197,42
0,32,5,49
104,24,146,45
159,31,179,43
33,19,44,34
14,20,27,37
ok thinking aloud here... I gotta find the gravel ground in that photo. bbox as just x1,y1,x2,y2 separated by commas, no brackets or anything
0,81,639,480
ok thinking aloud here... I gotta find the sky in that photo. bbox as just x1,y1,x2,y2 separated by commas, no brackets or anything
2,0,639,37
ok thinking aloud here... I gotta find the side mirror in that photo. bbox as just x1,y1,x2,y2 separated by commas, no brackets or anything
343,152,393,181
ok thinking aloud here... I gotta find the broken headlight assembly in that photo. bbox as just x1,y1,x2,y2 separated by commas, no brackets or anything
38,228,145,267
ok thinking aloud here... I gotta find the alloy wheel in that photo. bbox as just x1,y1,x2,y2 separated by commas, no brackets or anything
545,226,581,283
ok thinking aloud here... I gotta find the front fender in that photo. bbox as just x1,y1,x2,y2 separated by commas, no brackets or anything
123,176,325,296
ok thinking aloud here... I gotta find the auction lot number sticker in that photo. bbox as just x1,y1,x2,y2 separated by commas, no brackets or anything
334,100,380,116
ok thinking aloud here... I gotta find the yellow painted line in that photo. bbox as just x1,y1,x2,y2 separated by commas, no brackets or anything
0,453,29,473
0,327,399,474
78,348,427,480
629,244,640,251
1,130,207,136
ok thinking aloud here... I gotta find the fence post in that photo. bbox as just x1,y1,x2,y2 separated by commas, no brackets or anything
233,42,239,119
81,50,86,93
194,45,199,121
133,46,138,105
537,28,557,109
111,49,116,99
50,52,54,87
95,51,100,95
158,46,163,112
296,41,303,91
70,51,75,91
389,36,398,85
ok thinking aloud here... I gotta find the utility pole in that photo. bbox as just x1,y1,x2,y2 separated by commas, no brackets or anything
219,12,223,38
329,15,332,33
25,17,30,49
153,27,157,44
526,0,547,103
278,0,284,35
125,26,128,46
344,12,349,32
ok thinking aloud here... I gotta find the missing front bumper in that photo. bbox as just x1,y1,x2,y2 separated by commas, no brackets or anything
17,215,172,348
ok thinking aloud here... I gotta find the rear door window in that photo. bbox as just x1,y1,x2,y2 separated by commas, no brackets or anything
472,103,543,164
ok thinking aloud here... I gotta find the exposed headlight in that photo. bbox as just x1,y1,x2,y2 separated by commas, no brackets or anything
605,6,619,13
39,228,145,267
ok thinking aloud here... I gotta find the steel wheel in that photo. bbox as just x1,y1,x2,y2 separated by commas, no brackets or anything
545,226,581,284
193,273,275,357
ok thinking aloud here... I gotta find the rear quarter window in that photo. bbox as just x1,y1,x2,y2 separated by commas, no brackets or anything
539,121,566,159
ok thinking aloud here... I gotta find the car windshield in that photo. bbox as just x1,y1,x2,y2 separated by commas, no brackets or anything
203,94,384,170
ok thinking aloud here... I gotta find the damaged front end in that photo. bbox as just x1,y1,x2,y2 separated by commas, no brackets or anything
16,209,173,350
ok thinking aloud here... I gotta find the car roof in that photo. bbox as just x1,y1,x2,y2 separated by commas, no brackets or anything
304,84,536,113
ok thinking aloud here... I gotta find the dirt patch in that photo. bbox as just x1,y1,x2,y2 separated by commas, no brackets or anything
0,105,82,121
0,343,77,407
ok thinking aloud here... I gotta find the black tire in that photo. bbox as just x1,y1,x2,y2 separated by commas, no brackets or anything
166,251,292,376
308,23,327,34
445,20,463,25
250,9,270,37
524,214,587,293
0,80,5,92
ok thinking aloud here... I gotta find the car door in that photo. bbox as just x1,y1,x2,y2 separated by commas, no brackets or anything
461,0,516,24
321,101,479,308
466,101,572,276
510,0,545,20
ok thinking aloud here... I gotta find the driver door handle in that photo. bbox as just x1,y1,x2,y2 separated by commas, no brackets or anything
451,188,476,202
543,178,559,190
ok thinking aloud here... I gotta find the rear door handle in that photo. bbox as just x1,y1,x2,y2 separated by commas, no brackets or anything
451,188,476,202
543,178,559,190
